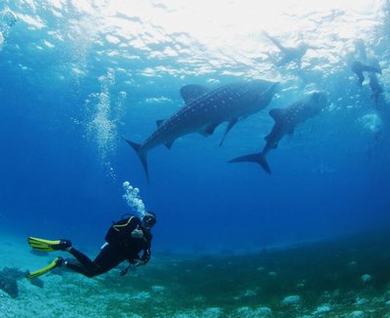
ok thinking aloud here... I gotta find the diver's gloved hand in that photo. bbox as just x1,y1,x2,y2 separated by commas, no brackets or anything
140,253,150,265
120,263,137,276
131,228,144,238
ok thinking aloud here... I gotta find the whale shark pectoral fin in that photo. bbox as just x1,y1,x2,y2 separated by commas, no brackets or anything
156,120,165,128
219,118,238,147
164,140,174,149
180,84,210,104
198,123,219,137
269,108,284,123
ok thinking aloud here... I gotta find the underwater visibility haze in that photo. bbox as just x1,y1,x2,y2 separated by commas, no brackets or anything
1,0,390,317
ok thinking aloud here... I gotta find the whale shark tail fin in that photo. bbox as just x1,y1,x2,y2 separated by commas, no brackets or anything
229,152,271,174
124,139,149,180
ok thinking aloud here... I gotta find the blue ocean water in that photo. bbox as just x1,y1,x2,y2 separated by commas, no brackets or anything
0,0,389,256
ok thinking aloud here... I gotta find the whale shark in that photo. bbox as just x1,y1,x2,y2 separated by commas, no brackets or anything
125,80,279,178
230,91,328,174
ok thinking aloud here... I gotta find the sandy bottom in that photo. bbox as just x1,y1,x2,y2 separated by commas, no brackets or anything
1,231,390,317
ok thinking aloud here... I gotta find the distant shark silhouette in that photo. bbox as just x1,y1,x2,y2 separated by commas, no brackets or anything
125,80,279,179
230,91,328,174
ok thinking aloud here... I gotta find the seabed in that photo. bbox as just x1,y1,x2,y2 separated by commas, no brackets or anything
1,231,390,318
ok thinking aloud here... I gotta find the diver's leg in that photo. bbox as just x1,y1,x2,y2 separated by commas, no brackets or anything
65,244,124,277
62,247,97,277
67,247,94,268
356,72,364,86
58,246,99,277
91,244,124,275
64,260,94,277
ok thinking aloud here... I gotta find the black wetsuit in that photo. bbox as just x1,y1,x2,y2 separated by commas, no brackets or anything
65,217,152,277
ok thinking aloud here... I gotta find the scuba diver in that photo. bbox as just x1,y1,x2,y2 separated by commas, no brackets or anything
263,31,313,68
349,40,385,111
368,72,384,106
350,40,382,87
27,211,157,279
351,60,381,87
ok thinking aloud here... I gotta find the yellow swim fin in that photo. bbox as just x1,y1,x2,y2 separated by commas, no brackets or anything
27,257,63,279
28,237,71,252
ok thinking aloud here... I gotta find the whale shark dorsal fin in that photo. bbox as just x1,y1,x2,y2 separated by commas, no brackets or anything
180,84,209,104
269,108,285,122
156,120,164,128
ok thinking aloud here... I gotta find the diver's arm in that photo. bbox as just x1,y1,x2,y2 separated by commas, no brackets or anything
131,228,144,238
121,252,148,276
361,64,381,74
139,246,151,265
123,249,150,270
138,236,152,265
120,260,141,276
130,218,144,238
263,31,286,52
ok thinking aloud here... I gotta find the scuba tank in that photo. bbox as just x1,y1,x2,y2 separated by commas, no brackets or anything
105,215,138,246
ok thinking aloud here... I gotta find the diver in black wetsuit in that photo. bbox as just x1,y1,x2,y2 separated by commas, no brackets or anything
368,72,384,106
348,40,384,108
27,212,156,279
351,60,381,87
350,40,382,87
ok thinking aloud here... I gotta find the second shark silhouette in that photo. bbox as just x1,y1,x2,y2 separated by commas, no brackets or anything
230,92,328,174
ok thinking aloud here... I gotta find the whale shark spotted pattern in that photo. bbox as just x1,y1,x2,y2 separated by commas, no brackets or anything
126,80,279,179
